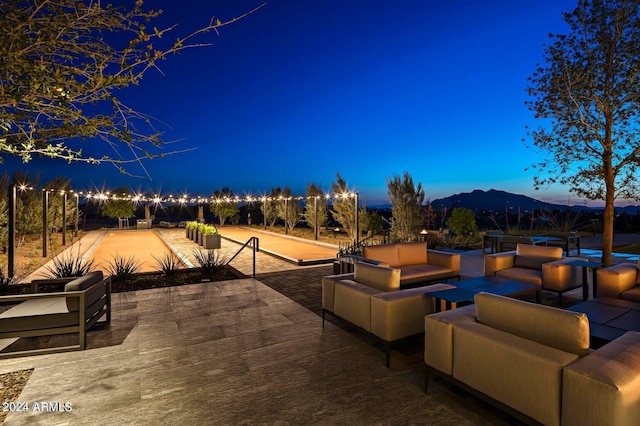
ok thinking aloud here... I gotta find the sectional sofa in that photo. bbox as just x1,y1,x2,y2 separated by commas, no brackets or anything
484,244,583,305
425,292,640,426
322,261,454,367
343,241,460,288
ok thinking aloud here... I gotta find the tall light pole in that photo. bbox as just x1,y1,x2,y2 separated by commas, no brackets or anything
74,192,79,237
314,196,318,241
42,189,49,257
263,198,267,230
284,198,289,235
7,184,16,278
61,190,67,246
354,192,359,247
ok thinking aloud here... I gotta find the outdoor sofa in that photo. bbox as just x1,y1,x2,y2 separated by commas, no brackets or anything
343,241,460,288
425,292,640,426
484,244,583,306
322,261,454,367
0,271,111,358
596,259,640,302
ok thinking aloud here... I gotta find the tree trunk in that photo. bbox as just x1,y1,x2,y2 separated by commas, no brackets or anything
602,194,614,267
602,146,615,266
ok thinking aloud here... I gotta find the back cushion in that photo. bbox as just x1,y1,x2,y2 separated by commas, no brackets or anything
397,242,428,265
516,244,563,259
474,292,590,357
364,245,400,267
513,255,559,270
354,262,400,292
64,271,104,292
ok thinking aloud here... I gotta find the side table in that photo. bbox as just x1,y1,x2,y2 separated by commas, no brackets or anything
566,260,604,301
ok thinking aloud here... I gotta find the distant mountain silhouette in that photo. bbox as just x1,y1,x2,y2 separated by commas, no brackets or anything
429,189,592,213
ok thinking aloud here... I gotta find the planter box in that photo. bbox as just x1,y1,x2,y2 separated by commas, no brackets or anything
203,234,221,249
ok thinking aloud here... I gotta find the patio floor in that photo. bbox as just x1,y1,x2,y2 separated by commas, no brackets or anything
2,228,637,424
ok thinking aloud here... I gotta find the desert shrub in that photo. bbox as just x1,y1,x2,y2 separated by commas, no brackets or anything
0,267,16,293
105,253,142,281
44,250,94,278
192,249,228,273
152,253,182,276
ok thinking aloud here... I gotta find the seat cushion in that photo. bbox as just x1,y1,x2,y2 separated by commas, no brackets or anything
354,262,400,292
400,265,453,285
0,298,78,332
621,286,640,303
495,267,543,286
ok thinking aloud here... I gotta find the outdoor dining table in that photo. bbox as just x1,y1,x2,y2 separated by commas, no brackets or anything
482,234,564,254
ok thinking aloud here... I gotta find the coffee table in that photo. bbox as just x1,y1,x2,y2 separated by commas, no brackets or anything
425,276,539,312
567,297,640,346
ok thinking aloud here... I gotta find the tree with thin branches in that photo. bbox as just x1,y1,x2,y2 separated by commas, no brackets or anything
526,0,640,265
386,171,425,241
0,0,263,174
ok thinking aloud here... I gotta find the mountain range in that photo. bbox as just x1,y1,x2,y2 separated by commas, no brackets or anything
427,189,640,214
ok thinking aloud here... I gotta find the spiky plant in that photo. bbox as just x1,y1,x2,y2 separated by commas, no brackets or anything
105,253,142,282
44,251,94,278
192,249,228,273
152,253,182,276
0,267,16,294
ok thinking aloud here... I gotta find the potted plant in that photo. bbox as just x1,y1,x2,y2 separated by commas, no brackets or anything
186,221,197,239
197,223,207,245
202,225,221,249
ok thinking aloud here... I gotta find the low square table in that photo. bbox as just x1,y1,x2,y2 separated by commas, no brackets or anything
567,297,640,346
425,276,539,312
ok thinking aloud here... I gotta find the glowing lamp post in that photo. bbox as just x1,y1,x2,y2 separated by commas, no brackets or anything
7,184,16,278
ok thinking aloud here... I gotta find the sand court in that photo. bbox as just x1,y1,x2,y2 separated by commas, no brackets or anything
85,230,188,273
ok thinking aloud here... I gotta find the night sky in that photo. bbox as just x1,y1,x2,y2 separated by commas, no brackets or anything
6,0,588,206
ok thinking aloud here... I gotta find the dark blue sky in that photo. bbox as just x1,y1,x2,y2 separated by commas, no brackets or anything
9,0,590,206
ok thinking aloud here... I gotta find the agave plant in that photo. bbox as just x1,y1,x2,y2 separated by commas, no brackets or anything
192,249,228,273
0,267,16,294
105,253,143,281
44,250,95,278
152,253,182,276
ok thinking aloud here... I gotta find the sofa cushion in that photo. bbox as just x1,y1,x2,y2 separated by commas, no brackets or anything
64,271,104,311
0,298,78,332
495,267,543,286
64,271,104,292
621,286,640,303
364,245,400,268
354,262,400,292
396,242,427,265
515,244,563,258
474,292,590,357
400,265,453,286
513,255,559,270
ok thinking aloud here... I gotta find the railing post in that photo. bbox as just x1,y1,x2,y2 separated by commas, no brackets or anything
252,237,257,278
